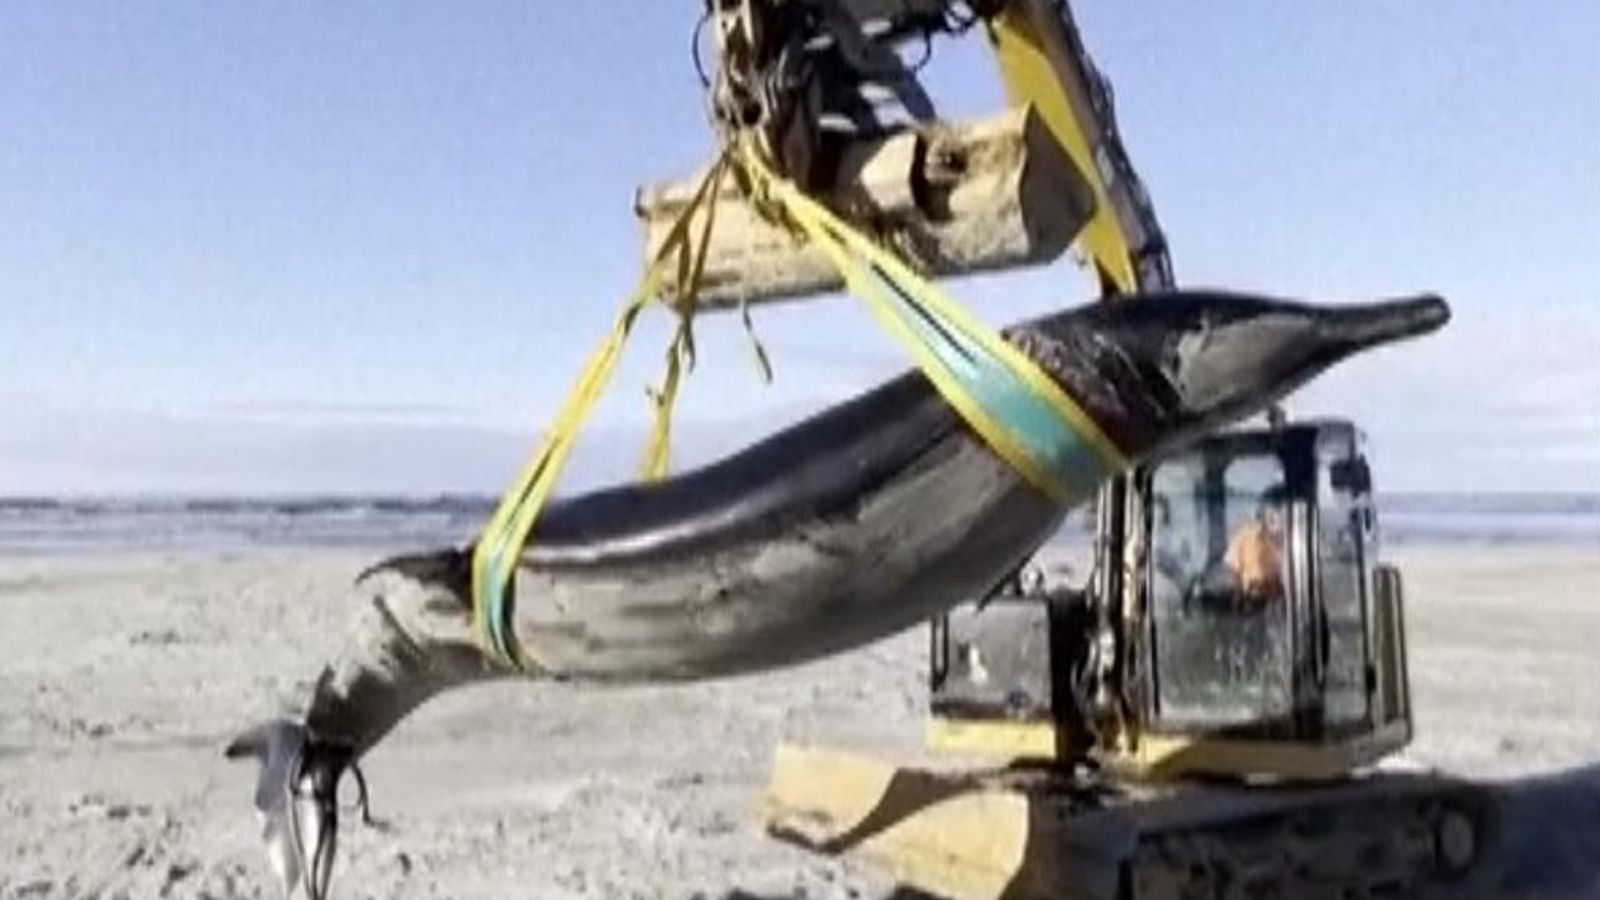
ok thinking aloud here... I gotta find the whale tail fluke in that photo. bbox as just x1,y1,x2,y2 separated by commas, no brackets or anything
226,719,349,900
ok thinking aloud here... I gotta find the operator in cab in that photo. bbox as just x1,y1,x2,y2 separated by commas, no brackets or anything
1224,488,1287,611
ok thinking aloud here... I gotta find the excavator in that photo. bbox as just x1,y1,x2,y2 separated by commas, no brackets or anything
621,2,1588,898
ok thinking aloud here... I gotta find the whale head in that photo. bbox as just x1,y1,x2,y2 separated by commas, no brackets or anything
1018,290,1450,460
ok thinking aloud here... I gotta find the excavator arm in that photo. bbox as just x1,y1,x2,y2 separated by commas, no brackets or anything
636,0,1172,306
982,0,1172,293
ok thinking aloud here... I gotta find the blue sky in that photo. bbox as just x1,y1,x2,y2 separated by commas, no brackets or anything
1,2,1595,495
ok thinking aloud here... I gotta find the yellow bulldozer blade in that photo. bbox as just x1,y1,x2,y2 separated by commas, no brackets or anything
762,742,1599,900
763,743,1126,900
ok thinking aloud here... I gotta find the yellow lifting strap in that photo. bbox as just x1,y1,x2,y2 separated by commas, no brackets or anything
733,139,1127,495
472,142,1128,668
470,153,730,666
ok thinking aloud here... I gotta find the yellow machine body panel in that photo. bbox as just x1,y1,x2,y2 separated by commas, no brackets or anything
1119,720,1414,782
928,717,1412,783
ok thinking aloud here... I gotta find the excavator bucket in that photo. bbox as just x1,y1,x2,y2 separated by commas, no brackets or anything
634,106,1097,308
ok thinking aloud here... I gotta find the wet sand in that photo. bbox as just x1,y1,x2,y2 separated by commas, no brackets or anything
0,543,1596,899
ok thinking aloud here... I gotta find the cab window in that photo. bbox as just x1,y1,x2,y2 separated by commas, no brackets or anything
1149,450,1293,729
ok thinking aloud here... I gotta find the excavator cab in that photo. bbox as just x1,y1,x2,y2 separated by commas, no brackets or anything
930,419,1413,780
1130,419,1412,776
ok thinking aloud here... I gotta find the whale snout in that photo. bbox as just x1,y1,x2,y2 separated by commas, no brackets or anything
1321,293,1451,352
1048,288,1455,460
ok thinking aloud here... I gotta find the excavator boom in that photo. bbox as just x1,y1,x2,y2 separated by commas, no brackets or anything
636,0,1171,306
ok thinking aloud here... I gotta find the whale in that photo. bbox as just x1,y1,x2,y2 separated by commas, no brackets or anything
227,288,1450,899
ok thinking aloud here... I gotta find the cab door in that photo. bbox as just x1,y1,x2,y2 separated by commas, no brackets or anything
1314,429,1375,735
1145,445,1298,734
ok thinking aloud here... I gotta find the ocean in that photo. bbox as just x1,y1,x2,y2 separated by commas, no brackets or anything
0,493,1595,556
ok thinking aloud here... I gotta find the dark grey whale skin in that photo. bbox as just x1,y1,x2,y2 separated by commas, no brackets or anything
303,289,1450,735
500,290,1450,683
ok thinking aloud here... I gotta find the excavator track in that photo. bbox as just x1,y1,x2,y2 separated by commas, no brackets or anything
1123,777,1486,899
764,745,1600,900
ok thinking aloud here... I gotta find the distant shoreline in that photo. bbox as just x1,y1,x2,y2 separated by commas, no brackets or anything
0,491,1595,557
3,491,1595,512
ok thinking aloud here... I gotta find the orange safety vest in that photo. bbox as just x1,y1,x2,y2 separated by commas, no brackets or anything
1224,519,1284,607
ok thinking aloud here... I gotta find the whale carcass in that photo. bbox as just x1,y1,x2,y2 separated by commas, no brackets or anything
228,288,1450,899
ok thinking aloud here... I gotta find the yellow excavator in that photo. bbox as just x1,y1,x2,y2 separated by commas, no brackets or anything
622,2,1555,898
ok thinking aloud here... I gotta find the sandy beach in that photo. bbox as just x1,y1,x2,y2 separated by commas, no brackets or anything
1,542,1596,899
